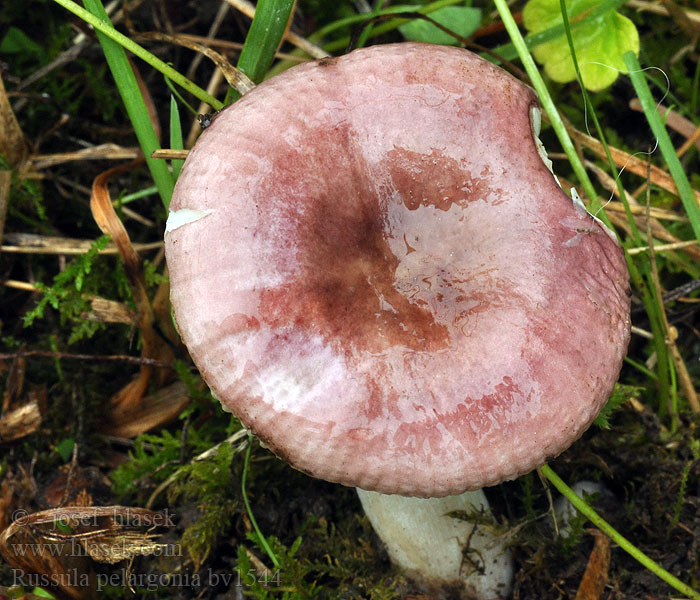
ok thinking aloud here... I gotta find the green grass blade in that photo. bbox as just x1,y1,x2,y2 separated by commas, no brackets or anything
238,0,295,83
623,51,700,243
81,0,173,208
355,0,386,49
541,465,700,599
51,0,223,111
225,0,296,104
557,0,671,409
491,0,599,206
169,96,184,180
241,435,279,568
165,76,198,116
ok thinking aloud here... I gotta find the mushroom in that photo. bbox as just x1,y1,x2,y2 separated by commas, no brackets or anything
164,43,630,598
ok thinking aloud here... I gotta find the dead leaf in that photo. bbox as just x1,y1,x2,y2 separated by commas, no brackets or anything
40,466,110,510
2,354,26,412
82,297,138,326
574,529,611,600
0,74,27,167
0,399,42,442
102,380,190,438
0,478,14,533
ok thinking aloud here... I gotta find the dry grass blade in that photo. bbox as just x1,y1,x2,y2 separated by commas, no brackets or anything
185,67,224,148
677,124,700,158
185,0,230,80
1,354,25,414
181,1,231,146
2,232,162,255
137,31,255,95
585,161,700,263
658,0,700,39
177,33,310,62
90,161,179,434
3,279,139,325
102,380,190,438
627,240,699,255
90,162,158,341
627,0,700,24
80,529,165,564
603,201,689,222
569,127,700,205
629,99,700,154
151,149,189,160
32,144,140,169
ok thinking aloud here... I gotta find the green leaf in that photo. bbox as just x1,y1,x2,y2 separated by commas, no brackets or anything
522,0,639,91
0,27,43,54
399,6,482,45
55,438,75,462
594,383,643,429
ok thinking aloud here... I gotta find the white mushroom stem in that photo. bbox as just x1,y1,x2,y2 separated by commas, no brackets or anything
357,488,514,599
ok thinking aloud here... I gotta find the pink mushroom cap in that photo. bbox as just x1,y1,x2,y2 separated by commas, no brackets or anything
165,43,630,497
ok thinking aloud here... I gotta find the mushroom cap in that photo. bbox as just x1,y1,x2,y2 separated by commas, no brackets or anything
165,43,630,497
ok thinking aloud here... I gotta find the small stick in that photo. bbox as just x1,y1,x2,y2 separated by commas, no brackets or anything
0,350,176,369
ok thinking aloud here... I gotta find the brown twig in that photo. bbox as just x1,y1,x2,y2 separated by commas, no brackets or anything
0,350,176,369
